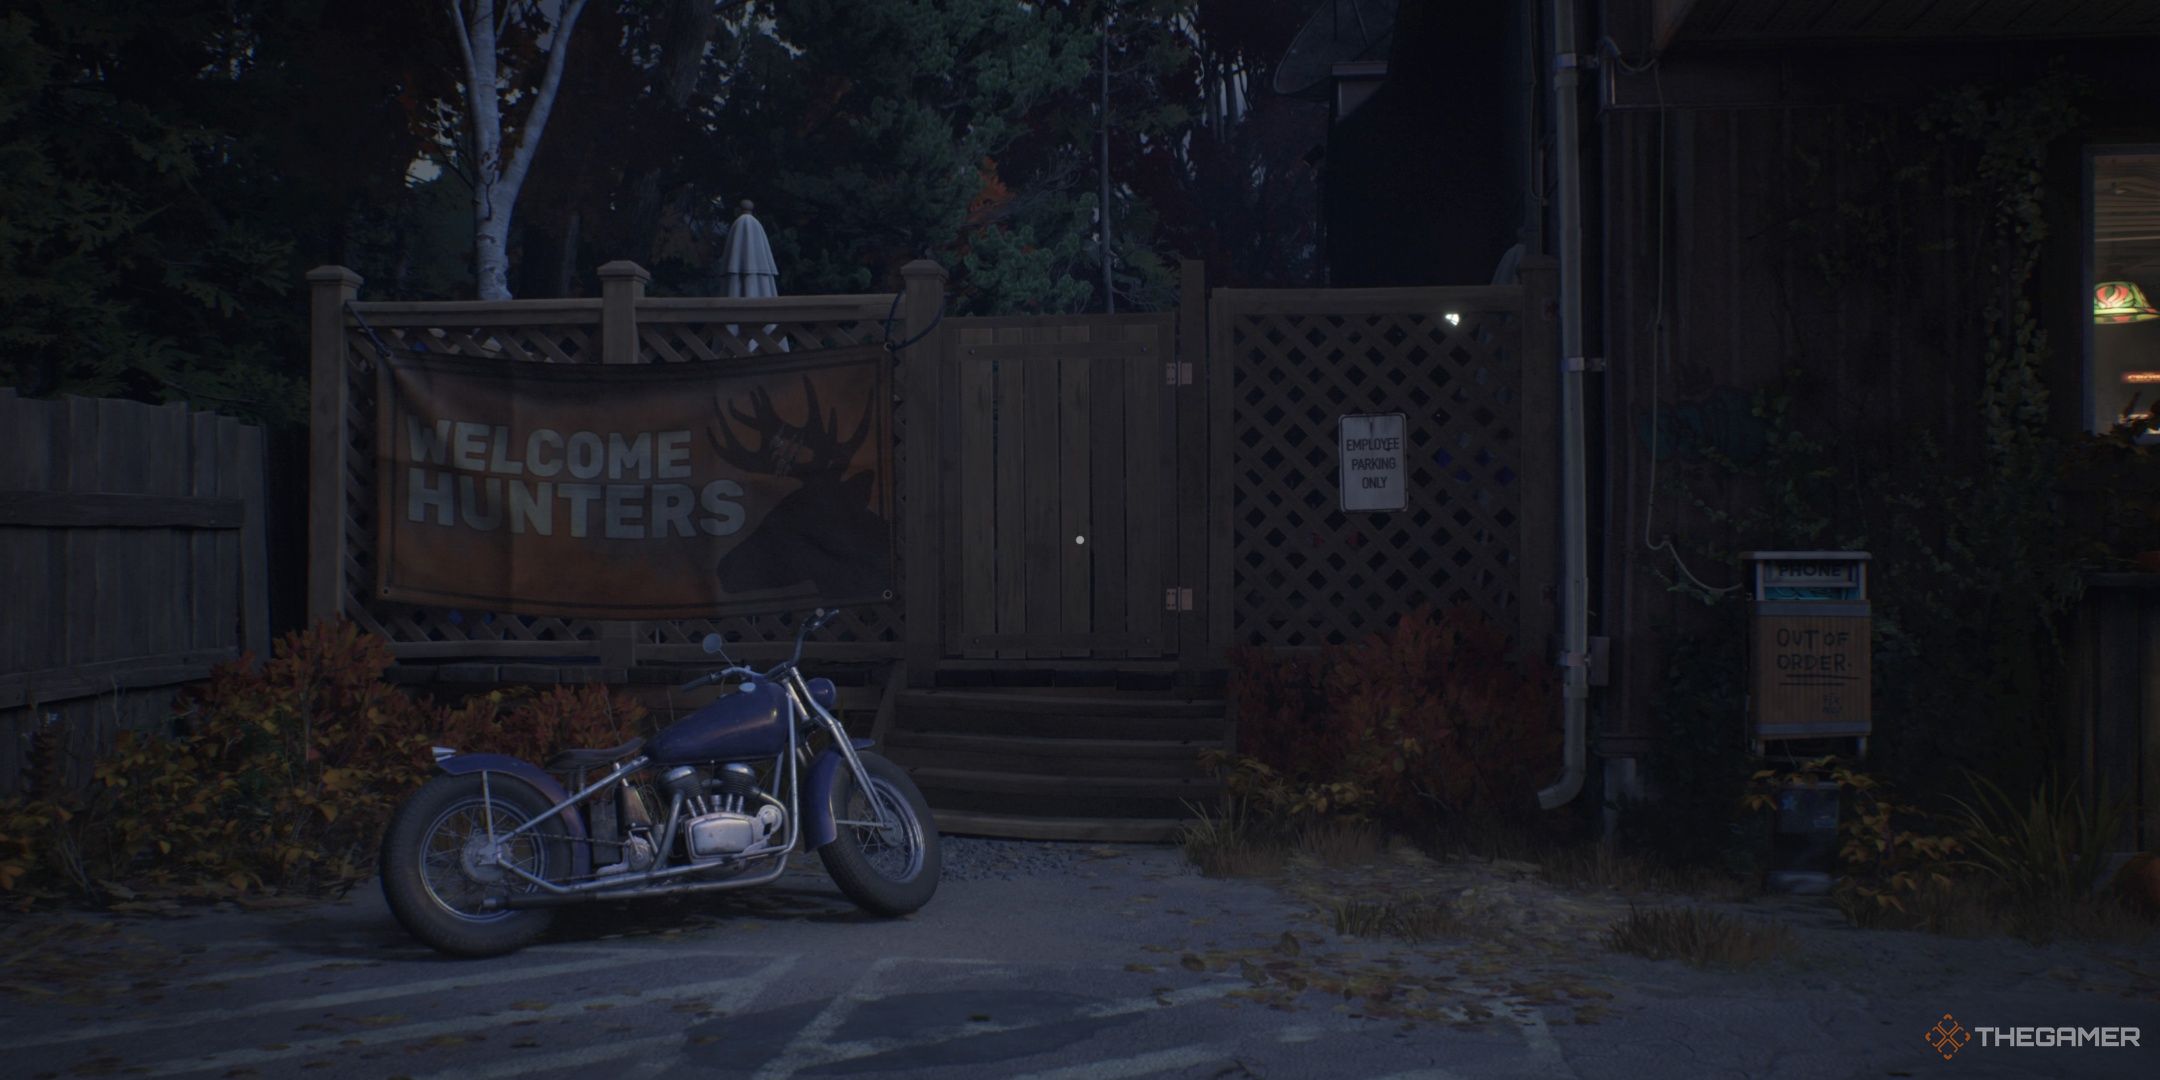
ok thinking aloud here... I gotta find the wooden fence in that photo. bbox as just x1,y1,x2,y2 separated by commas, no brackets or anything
2064,575,2160,852
312,257,1561,681
0,391,269,794
309,261,941,682
1208,259,1559,656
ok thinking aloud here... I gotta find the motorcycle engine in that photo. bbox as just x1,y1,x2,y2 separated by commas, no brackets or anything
666,764,786,861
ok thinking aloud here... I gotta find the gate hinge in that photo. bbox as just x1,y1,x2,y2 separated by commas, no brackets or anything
1164,587,1194,612
1165,361,1194,386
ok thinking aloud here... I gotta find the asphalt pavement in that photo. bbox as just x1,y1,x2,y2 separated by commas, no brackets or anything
0,840,2154,1079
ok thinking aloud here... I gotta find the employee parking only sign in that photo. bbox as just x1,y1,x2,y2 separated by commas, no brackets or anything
1339,413,1407,512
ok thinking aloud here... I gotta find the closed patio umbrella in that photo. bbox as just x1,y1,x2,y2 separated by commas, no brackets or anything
721,200,784,352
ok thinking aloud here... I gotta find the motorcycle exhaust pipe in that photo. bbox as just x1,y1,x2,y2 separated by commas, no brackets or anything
489,859,788,910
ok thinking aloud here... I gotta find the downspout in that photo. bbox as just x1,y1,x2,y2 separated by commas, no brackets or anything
1537,0,1589,810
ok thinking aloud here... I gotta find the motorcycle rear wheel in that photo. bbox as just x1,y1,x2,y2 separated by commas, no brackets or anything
380,773,568,957
817,751,941,916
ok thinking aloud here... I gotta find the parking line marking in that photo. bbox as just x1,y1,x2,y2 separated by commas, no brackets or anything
124,956,798,1079
758,972,1247,1078
1005,1043,1231,1080
0,952,644,1050
176,957,374,989
750,955,913,1080
1503,1001,1574,1078
409,1034,685,1080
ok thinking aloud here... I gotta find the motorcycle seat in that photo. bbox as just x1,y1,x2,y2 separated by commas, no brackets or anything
546,738,647,771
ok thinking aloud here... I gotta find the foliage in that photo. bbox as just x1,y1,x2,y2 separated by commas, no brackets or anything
1330,897,1465,942
1745,757,1964,929
1227,604,1559,833
0,0,450,422
1603,906,1796,969
1948,770,2131,937
0,619,645,908
1620,606,1761,873
1639,71,2094,843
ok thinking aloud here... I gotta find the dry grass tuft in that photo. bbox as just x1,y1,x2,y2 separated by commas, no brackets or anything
1329,898,1467,942
1294,819,1383,867
1539,842,1750,900
2054,893,2154,945
1604,906,1796,969
1177,800,1285,879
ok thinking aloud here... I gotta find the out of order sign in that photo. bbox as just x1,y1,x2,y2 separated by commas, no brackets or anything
1339,412,1408,512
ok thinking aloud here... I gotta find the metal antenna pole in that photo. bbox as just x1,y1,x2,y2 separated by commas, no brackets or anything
1100,4,1115,315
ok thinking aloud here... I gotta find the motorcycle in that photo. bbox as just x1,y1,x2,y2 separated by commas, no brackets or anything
379,607,940,957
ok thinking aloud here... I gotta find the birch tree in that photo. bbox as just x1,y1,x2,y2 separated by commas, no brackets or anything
443,0,589,300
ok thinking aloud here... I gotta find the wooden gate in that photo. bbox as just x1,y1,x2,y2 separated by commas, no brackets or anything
947,313,1181,660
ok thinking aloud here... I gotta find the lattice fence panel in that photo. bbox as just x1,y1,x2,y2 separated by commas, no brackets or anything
1225,304,1525,647
340,311,901,658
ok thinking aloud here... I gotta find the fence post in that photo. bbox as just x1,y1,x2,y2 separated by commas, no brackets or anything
307,266,362,625
899,259,949,686
1176,258,1207,669
595,261,648,672
598,261,649,366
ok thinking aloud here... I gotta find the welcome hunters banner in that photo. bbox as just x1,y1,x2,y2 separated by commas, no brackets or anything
374,346,894,619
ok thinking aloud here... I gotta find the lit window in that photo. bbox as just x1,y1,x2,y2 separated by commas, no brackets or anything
2090,151,2160,436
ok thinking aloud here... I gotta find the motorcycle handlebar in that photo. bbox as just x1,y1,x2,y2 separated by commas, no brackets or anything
675,608,841,693
675,665,756,694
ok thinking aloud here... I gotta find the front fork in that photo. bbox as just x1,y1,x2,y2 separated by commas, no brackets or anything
785,670,897,834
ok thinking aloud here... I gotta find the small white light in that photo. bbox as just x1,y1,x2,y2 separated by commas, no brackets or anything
1074,535,1087,545
1444,312,1461,326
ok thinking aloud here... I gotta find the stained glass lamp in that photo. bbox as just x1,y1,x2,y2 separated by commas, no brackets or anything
2095,280,2160,324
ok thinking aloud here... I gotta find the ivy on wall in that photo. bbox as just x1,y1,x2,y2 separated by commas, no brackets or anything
1637,70,2096,856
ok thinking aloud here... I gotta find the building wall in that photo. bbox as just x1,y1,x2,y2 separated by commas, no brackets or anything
1593,41,2160,755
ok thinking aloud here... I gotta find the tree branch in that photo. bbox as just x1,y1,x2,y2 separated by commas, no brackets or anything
443,1,478,102
498,0,589,203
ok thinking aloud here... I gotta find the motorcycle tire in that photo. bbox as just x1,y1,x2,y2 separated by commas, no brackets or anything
379,772,570,957
817,751,942,916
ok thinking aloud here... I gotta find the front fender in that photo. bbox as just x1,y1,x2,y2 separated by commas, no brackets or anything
435,753,591,878
803,739,876,849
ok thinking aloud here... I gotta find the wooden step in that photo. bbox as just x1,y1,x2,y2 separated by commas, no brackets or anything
907,767,1218,820
930,810,1192,843
881,732,1222,778
893,694,1226,741
907,768,1222,799
897,689,1225,719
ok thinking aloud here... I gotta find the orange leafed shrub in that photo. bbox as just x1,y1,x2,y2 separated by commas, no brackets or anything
1230,604,1559,828
0,619,648,908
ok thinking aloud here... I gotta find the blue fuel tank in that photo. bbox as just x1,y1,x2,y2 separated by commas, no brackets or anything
645,678,838,764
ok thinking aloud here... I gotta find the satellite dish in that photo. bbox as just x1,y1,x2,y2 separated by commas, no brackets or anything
1274,0,1398,98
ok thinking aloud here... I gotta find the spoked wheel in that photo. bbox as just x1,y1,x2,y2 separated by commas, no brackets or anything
818,751,941,916
380,773,568,957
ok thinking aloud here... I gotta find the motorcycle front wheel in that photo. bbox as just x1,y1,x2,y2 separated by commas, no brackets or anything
379,773,569,957
817,751,941,916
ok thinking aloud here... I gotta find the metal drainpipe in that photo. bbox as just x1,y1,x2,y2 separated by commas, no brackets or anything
1537,0,1589,810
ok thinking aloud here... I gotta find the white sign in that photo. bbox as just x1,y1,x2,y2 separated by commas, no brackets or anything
1339,413,1407,512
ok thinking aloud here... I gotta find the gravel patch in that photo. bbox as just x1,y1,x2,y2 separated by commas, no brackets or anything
937,837,1187,882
